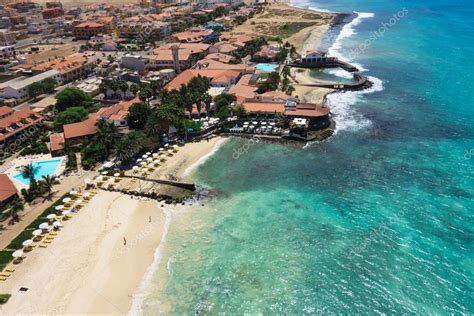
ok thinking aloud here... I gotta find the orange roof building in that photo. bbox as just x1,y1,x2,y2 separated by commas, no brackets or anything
73,22,105,39
0,109,44,143
0,174,18,203
165,69,240,91
63,97,139,141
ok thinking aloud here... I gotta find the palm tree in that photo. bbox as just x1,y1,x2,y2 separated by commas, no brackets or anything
96,119,119,157
202,93,213,117
8,197,24,225
21,163,38,184
115,131,145,163
41,175,59,199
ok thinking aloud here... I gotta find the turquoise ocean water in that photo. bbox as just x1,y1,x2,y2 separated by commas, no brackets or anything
140,0,473,313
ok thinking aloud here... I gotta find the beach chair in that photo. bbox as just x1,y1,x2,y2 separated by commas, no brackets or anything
5,266,15,273
39,244,47,248
50,231,58,236
0,272,12,277
0,277,7,281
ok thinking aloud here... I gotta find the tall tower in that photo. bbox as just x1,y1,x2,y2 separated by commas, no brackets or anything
171,44,180,74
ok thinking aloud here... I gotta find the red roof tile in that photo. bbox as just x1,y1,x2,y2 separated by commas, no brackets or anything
0,174,17,202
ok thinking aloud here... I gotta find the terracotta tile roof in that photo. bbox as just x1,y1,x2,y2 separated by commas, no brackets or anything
31,54,91,74
165,69,239,91
285,104,330,117
63,97,139,140
205,53,233,63
242,102,285,114
49,132,65,152
228,74,256,103
76,21,104,28
196,59,253,72
0,109,44,142
0,106,13,117
153,43,209,54
63,117,98,140
0,174,17,202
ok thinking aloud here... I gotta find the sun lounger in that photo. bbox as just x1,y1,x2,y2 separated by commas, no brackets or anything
5,266,15,273
0,277,7,281
0,272,12,277
39,244,47,248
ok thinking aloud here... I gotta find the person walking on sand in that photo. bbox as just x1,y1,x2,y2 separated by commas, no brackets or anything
149,216,152,223
123,237,127,245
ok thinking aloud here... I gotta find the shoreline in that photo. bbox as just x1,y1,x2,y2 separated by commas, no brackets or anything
0,137,226,314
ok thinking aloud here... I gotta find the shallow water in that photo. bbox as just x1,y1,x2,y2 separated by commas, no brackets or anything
139,0,474,313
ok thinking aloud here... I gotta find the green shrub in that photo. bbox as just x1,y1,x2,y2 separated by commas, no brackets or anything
0,293,11,304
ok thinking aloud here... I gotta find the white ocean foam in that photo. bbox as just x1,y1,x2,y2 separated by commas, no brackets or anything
328,75,383,134
308,6,338,14
181,138,229,178
128,206,172,316
319,11,385,134
328,11,374,64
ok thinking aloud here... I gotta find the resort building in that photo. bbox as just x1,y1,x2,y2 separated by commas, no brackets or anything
121,54,150,73
0,108,44,144
172,30,213,43
147,43,209,71
30,54,93,84
0,45,16,59
298,50,335,64
165,68,240,91
62,97,139,143
0,70,61,101
49,132,65,154
73,22,106,39
0,174,18,204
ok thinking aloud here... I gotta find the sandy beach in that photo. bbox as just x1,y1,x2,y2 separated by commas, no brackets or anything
0,137,226,314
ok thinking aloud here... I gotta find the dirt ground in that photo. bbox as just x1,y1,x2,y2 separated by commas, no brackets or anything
18,43,83,64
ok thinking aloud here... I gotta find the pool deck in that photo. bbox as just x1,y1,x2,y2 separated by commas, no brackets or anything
2,154,67,190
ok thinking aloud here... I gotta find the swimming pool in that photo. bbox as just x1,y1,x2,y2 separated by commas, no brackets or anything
13,159,62,185
255,63,278,72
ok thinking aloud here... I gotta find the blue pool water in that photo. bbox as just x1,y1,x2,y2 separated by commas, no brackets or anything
14,159,62,185
255,63,278,72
